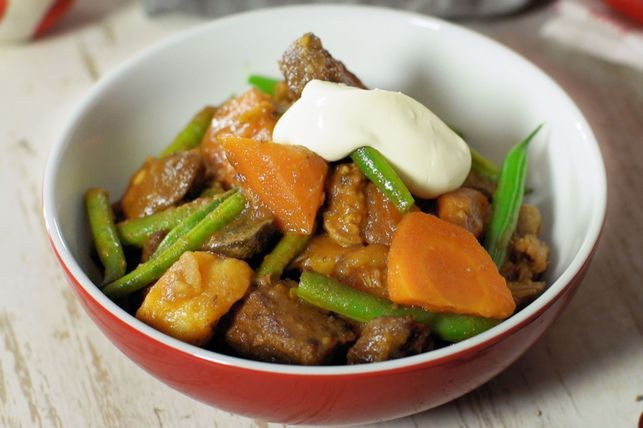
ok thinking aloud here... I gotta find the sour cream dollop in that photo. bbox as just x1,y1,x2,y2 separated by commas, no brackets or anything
272,80,471,199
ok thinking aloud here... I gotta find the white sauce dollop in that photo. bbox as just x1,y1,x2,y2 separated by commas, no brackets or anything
272,80,471,199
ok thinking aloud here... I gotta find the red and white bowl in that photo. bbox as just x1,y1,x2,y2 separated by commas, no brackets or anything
43,5,606,425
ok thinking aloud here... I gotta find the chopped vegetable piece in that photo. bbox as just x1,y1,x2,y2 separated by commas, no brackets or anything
161,106,216,157
85,188,126,284
350,146,414,213
296,272,500,342
247,74,280,96
484,124,543,267
256,232,312,279
220,135,328,234
136,251,252,345
116,197,214,246
470,146,499,182
150,189,237,259
388,212,515,319
102,191,246,299
200,88,278,186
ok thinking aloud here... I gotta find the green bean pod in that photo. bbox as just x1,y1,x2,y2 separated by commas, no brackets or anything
102,191,246,299
256,232,312,279
470,146,500,182
350,146,414,213
150,189,238,259
296,272,500,342
161,106,215,157
116,197,214,247
247,75,280,96
484,124,543,267
85,188,127,284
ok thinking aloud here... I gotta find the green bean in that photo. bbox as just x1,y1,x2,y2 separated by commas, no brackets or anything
470,146,499,182
85,188,127,284
484,124,543,267
296,272,500,342
150,189,238,259
160,106,215,157
247,74,279,96
256,232,311,279
350,146,414,213
102,191,246,299
116,197,214,247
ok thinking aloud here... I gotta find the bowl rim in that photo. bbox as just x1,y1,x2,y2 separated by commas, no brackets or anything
42,3,607,377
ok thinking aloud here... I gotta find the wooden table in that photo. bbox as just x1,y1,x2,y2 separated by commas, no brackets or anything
1,1,641,426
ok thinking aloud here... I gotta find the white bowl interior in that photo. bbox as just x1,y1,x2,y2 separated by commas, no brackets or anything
44,5,605,374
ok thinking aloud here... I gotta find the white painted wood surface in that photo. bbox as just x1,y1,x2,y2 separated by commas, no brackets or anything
1,1,641,427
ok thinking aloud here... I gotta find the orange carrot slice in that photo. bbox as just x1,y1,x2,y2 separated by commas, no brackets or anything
388,212,515,319
220,135,328,234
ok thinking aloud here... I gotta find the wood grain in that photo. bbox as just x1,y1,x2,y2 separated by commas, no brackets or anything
0,1,641,427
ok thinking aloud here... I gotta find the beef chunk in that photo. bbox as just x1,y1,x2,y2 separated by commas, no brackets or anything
363,183,405,246
290,234,355,276
323,163,367,247
121,150,205,219
502,204,550,305
333,244,389,300
224,283,355,365
437,187,490,239
347,317,432,364
140,230,167,262
200,211,275,260
279,33,366,100
462,168,497,197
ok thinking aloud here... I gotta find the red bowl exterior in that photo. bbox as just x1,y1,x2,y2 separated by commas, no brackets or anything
50,238,594,425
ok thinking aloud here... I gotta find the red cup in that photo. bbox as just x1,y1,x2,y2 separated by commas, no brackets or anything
603,0,643,25
0,0,74,41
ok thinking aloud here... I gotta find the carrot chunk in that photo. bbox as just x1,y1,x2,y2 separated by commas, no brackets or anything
388,212,515,319
220,135,328,234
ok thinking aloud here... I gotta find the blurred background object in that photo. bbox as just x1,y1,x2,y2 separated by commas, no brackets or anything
141,0,534,18
542,0,643,72
0,0,74,41
602,0,643,24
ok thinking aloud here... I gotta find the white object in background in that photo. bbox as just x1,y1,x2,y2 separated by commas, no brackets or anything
542,0,643,72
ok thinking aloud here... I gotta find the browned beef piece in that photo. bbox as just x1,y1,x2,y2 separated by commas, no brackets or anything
224,283,355,365
437,187,490,239
279,33,366,100
462,168,496,197
121,150,205,219
200,211,275,260
363,183,405,246
323,163,367,247
347,317,432,364
290,234,355,276
502,204,550,305
140,231,167,262
333,244,389,300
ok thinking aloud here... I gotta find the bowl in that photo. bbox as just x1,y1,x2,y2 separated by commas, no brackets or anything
42,5,606,425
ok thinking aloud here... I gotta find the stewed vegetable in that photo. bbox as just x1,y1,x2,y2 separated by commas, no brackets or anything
85,33,550,365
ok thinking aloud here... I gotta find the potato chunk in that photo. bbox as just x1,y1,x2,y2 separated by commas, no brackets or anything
136,251,252,345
